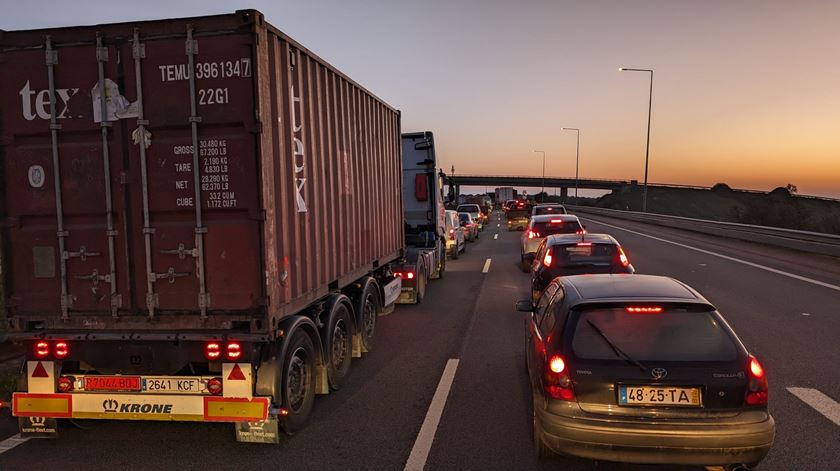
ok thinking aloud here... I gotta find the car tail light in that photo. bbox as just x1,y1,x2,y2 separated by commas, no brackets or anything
394,271,415,280
618,247,629,267
34,341,50,359
576,242,592,246
54,341,70,359
745,355,768,406
226,341,242,361
549,219,563,224
204,342,222,361
575,230,587,235
542,249,553,267
527,230,540,239
58,376,75,392
626,306,663,314
544,354,575,401
207,377,223,396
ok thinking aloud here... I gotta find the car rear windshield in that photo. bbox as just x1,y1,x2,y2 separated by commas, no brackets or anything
508,209,529,218
534,206,565,215
457,205,480,213
459,214,471,223
532,220,582,236
553,243,617,266
571,307,738,362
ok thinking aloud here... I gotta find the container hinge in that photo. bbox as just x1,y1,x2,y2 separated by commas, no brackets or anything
111,293,123,312
160,243,197,260
152,267,190,284
146,292,159,310
142,227,156,235
198,293,211,310
96,46,109,62
195,227,208,234
64,246,100,261
132,42,146,60
45,49,58,66
185,39,198,56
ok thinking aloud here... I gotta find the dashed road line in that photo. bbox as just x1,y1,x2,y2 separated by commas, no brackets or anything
787,387,840,426
493,234,498,240
583,218,840,293
0,434,30,455
482,258,492,273
405,359,460,471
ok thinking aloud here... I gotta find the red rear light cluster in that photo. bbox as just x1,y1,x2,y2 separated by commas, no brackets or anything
58,376,75,393
544,354,575,401
204,341,245,361
542,249,553,267
618,247,630,267
745,355,769,406
33,340,70,360
527,230,541,239
393,271,415,280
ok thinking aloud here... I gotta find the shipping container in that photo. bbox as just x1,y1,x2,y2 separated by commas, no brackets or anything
1,10,404,440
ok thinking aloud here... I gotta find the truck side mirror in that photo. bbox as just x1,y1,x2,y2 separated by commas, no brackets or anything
515,300,533,312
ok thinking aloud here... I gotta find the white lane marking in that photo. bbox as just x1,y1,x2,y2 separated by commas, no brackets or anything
0,434,30,455
493,234,498,240
497,223,500,227
584,218,840,293
405,359,459,471
802,312,811,316
482,258,492,273
787,387,840,426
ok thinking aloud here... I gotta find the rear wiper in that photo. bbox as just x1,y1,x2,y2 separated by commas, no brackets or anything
586,319,648,373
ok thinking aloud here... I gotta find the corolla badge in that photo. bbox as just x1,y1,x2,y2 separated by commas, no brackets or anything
651,367,668,380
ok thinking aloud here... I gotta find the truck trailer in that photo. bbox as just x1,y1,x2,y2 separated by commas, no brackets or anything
1,10,404,442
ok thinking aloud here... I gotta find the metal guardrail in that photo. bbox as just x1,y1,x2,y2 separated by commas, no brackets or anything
567,205,840,258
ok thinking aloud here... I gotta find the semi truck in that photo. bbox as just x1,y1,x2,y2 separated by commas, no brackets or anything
495,187,515,207
393,132,446,304
1,10,406,442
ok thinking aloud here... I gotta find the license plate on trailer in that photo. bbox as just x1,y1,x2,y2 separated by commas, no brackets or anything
142,377,204,394
84,376,141,392
619,386,702,406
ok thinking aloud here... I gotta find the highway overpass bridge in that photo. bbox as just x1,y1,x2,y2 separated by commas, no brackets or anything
444,174,639,201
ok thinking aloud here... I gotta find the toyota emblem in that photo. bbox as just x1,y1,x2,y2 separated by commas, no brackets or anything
651,367,667,380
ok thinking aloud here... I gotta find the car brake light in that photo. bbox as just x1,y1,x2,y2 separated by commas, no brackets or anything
575,230,587,235
549,219,563,224
745,355,768,406
204,341,222,361
542,249,552,267
54,341,70,359
576,242,592,246
626,306,663,313
527,230,540,239
226,341,242,361
618,247,629,267
34,341,50,359
544,354,575,401
58,376,75,392
207,377,223,396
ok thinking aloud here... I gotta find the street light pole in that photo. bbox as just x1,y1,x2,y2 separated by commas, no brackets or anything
561,127,580,201
619,67,654,212
533,150,546,202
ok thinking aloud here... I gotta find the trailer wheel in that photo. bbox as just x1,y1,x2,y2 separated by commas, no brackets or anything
355,279,379,352
324,300,353,390
281,329,316,434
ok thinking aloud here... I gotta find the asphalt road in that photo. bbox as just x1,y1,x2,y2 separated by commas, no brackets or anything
0,211,838,470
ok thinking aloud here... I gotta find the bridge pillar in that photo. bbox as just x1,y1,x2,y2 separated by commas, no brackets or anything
560,187,568,203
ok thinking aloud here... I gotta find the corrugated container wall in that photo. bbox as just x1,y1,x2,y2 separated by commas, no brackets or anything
0,10,403,335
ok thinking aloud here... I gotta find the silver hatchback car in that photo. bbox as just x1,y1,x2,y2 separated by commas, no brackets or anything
521,214,584,270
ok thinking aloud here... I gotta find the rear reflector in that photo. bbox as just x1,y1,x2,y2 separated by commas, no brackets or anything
203,397,269,422
626,306,663,314
58,376,74,393
207,377,223,396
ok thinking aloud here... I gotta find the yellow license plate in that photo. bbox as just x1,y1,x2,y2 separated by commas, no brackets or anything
619,386,701,406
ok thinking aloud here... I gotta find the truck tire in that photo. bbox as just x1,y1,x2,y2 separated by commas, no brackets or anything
416,266,427,304
354,278,379,352
322,299,353,390
281,329,316,435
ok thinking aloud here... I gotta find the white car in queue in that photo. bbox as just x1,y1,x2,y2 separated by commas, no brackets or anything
521,214,585,271
445,209,466,259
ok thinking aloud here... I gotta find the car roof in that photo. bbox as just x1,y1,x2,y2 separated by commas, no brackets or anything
561,274,710,305
530,214,579,223
534,203,565,208
458,204,480,208
548,233,616,245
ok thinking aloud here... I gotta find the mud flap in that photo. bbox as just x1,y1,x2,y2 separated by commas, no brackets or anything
19,416,58,438
235,416,280,444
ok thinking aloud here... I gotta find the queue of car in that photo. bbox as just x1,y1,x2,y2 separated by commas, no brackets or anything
507,200,775,469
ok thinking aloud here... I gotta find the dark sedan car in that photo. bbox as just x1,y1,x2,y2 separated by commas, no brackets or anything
526,233,634,304
517,274,775,468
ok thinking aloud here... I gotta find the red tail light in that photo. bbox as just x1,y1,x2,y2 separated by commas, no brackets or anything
618,247,629,267
205,342,222,361
207,377,223,396
394,271,415,280
745,355,768,406
527,230,541,239
626,306,663,314
542,249,553,267
58,376,75,392
544,354,575,401
54,341,70,359
34,341,50,359
226,341,242,361
575,230,587,235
